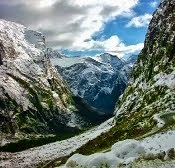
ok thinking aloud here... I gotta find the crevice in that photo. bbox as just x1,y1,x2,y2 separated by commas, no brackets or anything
0,42,5,65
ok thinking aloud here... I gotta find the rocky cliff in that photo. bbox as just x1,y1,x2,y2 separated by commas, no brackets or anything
0,19,102,143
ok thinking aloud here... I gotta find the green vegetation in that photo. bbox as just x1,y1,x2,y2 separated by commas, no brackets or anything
74,111,155,156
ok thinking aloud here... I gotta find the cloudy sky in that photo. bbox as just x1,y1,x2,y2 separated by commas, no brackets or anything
0,0,160,57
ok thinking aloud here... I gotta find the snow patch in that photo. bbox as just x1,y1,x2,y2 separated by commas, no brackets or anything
154,71,175,89
64,130,175,168
52,91,59,98
65,139,145,168
141,130,175,154
153,113,165,128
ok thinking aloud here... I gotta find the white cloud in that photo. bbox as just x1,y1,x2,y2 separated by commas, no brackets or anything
126,14,152,28
99,36,143,57
150,1,158,8
108,42,144,57
0,0,139,50
0,0,58,7
72,35,143,58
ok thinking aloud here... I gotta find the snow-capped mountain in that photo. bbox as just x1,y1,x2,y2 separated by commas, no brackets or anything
50,53,135,114
0,19,105,143
1,0,175,168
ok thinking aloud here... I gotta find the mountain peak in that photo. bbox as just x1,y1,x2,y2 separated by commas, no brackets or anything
99,52,121,60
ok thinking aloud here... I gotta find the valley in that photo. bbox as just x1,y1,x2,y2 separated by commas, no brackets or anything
0,0,175,167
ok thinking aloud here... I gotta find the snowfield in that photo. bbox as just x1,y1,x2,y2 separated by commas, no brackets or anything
154,71,175,90
64,140,145,168
141,130,175,154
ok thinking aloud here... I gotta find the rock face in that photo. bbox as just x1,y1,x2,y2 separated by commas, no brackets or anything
115,0,175,132
50,53,134,114
0,19,102,141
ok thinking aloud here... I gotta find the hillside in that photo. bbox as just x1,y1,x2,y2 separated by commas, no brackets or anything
115,0,175,133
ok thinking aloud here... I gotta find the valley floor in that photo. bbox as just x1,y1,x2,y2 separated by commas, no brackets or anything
1,118,175,168
0,118,114,168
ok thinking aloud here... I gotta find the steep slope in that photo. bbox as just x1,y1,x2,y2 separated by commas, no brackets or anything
50,53,133,114
115,0,175,133
0,19,103,144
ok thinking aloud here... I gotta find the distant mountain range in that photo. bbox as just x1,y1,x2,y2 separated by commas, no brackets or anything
50,53,138,114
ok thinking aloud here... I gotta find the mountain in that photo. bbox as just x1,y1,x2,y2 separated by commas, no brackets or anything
50,53,135,114
0,19,105,144
1,0,175,167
